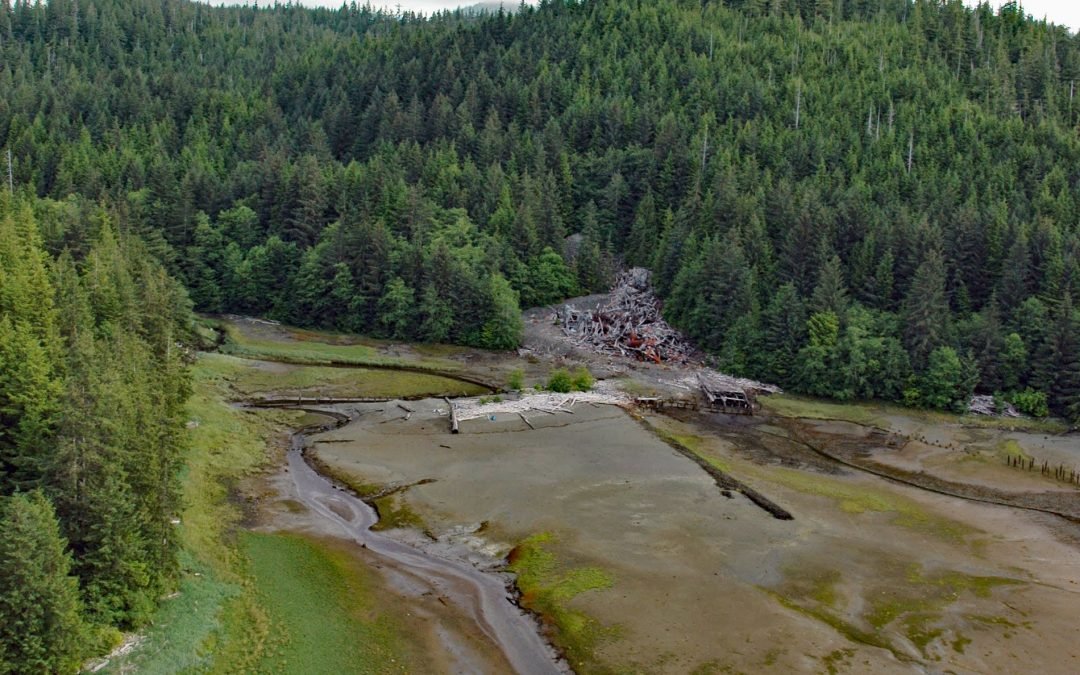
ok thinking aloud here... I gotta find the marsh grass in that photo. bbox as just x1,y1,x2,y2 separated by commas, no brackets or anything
109,353,420,672
761,394,1067,434
220,323,457,371
233,363,486,399
243,533,408,674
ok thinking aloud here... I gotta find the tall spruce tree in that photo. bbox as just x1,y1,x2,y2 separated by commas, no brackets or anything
0,491,86,675
903,249,951,370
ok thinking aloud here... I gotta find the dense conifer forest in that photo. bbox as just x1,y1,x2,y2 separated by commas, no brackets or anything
0,193,192,671
3,0,1080,666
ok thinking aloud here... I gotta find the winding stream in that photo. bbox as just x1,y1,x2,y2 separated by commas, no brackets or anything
264,404,567,675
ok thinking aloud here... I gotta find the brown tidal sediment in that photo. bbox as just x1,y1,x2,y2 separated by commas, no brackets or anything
630,411,795,520
250,401,570,675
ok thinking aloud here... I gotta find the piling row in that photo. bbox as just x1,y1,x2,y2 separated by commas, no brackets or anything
1006,454,1080,486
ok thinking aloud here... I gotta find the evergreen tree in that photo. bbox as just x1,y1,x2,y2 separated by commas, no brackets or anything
377,278,416,339
478,274,523,350
1047,294,1080,420
810,254,849,318
902,249,950,370
761,283,807,383
0,491,85,675
418,285,454,343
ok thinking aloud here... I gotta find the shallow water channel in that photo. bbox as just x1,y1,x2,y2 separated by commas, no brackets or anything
265,404,568,675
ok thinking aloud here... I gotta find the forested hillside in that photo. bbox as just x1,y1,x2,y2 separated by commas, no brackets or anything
0,192,193,670
3,0,1080,419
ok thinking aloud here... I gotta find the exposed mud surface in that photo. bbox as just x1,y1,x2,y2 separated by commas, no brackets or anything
251,406,568,675
217,317,1080,674
312,398,1080,673
781,416,1080,522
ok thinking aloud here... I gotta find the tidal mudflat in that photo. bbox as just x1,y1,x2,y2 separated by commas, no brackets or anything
310,399,1080,673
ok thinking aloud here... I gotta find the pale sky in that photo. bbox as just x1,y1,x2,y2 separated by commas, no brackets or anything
211,1,1078,32
998,1,1079,31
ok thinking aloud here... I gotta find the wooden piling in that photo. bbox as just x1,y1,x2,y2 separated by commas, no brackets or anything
445,397,459,434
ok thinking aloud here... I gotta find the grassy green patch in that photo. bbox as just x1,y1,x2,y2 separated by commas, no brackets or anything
180,355,300,572
508,533,616,672
99,554,238,674
761,394,1068,434
232,363,486,399
220,323,456,371
759,395,886,427
998,439,1031,462
243,532,408,674
108,353,299,671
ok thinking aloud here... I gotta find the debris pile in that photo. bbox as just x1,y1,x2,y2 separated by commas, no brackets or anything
689,372,782,397
968,395,1020,418
455,386,630,424
559,268,695,364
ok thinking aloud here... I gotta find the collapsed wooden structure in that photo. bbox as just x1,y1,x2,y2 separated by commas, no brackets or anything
559,268,695,364
637,375,756,416
699,380,753,412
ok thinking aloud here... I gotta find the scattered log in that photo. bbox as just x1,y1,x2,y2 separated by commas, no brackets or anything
519,412,536,430
397,403,415,413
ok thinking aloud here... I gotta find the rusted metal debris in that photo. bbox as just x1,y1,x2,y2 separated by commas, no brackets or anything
558,267,696,365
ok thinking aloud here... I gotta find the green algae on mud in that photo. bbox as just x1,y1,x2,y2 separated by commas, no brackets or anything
649,413,975,542
370,492,428,532
763,465,976,541
508,533,616,673
769,560,1026,661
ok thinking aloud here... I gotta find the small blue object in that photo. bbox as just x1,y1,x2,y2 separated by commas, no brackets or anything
489,415,497,421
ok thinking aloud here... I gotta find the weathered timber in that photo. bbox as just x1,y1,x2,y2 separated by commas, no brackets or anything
559,268,696,365
248,395,392,407
445,397,459,434
635,396,753,416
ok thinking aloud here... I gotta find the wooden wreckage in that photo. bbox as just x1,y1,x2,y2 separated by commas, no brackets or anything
558,268,779,416
635,375,756,416
559,267,695,365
